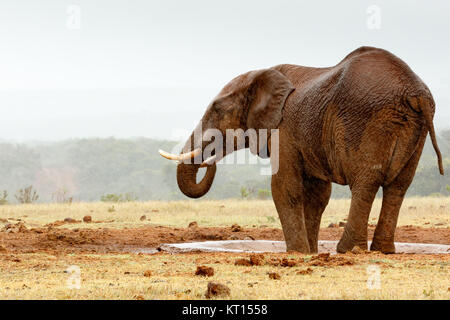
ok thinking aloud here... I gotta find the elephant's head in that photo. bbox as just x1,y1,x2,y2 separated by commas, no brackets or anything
159,68,294,198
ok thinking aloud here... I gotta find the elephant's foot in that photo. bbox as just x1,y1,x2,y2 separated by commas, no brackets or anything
308,241,318,254
370,240,395,254
285,237,311,253
336,230,368,253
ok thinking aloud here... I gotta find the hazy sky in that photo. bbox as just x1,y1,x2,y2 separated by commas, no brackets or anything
0,0,449,141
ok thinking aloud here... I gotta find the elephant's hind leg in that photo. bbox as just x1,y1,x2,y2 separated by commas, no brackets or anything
303,178,331,253
337,183,379,253
371,139,425,253
370,186,404,253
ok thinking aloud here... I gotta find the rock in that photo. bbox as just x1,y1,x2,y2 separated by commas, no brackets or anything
195,266,214,277
228,235,239,240
143,270,152,277
140,215,146,221
231,224,242,232
268,272,281,280
339,221,346,227
205,282,230,299
244,236,255,240
151,209,159,213
0,245,7,253
188,221,198,228
83,215,92,223
64,218,76,223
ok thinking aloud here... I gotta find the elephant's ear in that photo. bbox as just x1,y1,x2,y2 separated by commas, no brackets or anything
246,69,295,131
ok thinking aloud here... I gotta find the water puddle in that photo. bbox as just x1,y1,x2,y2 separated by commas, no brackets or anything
145,240,450,254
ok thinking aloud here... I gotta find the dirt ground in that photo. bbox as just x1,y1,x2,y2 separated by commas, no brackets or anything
0,201,448,299
0,221,448,255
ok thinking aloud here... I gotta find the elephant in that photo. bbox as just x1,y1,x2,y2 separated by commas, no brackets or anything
159,46,444,254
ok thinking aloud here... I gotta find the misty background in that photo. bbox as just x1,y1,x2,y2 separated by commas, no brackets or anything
0,1,449,202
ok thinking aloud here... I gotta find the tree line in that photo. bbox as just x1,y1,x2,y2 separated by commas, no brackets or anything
0,132,449,203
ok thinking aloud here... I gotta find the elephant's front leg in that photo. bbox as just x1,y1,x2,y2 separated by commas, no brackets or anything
303,178,332,253
271,153,310,253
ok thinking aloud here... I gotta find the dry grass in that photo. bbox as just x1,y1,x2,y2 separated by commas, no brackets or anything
0,197,448,230
0,252,448,300
0,197,448,300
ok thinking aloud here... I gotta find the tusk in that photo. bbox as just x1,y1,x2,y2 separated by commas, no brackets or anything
200,155,217,167
159,148,201,161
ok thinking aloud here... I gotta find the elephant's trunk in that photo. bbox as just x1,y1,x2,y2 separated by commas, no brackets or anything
176,162,217,198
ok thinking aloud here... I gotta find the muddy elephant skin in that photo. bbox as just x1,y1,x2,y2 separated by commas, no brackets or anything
162,46,444,254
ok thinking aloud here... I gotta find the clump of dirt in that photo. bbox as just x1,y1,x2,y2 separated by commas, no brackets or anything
83,216,92,223
309,253,354,266
328,223,338,228
281,258,298,267
234,254,265,267
231,224,242,232
205,282,230,299
297,267,313,275
188,221,198,228
234,258,252,266
350,246,365,254
249,254,265,266
195,266,214,277
140,215,146,221
143,270,152,277
2,222,28,233
268,272,281,280
46,219,81,228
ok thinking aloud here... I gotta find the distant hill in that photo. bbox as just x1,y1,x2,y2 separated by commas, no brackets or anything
0,132,448,203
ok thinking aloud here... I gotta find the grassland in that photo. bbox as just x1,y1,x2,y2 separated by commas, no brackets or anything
0,197,449,300
0,197,448,230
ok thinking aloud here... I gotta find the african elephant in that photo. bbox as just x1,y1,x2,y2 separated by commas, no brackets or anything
159,46,444,254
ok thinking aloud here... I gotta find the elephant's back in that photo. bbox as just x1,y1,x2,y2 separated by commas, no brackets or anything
276,48,432,185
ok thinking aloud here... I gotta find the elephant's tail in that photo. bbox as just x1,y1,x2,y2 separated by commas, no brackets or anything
405,95,444,175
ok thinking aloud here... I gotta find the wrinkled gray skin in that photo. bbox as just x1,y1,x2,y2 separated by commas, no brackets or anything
174,47,444,254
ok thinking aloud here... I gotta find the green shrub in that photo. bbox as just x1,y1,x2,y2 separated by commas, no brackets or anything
100,193,138,203
257,189,272,200
240,187,249,199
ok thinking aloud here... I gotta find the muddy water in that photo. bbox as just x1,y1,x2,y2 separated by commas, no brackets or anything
154,240,450,254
